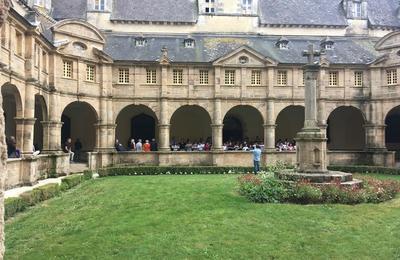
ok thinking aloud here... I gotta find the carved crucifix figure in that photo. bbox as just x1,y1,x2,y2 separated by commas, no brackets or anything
302,44,321,65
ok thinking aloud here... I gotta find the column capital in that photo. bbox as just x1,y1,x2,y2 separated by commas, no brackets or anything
364,124,386,129
41,120,63,127
211,124,224,128
14,117,36,125
263,123,277,128
95,123,117,129
158,124,171,128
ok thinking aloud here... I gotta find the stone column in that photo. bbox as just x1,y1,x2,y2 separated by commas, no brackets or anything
159,98,170,151
42,121,63,152
264,99,276,151
0,1,13,258
364,124,386,151
212,98,223,151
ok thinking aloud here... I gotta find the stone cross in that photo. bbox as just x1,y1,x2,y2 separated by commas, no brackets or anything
302,44,321,65
302,44,320,129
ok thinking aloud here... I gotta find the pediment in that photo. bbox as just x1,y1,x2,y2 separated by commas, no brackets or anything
375,31,400,51
213,46,277,67
52,19,105,44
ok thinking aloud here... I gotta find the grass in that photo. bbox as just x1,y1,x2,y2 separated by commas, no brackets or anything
5,174,400,259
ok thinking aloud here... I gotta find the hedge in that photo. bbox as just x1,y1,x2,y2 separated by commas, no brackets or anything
97,165,294,177
5,173,93,220
328,165,400,175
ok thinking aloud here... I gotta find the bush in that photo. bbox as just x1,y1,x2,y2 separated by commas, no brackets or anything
20,184,61,207
83,170,93,180
98,164,294,178
61,175,83,189
238,173,400,205
20,189,43,206
5,197,27,220
328,165,400,175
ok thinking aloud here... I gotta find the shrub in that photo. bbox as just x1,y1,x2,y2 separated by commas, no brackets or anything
5,197,26,220
328,165,400,175
20,189,43,206
83,170,93,180
238,174,400,205
36,184,61,200
61,175,83,189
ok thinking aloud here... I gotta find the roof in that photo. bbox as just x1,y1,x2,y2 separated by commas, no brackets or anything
259,0,348,26
368,0,400,28
104,34,379,65
110,0,198,23
51,0,86,20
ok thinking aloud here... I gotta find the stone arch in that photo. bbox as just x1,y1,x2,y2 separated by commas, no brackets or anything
1,83,23,139
275,105,305,143
385,106,400,155
170,105,212,145
52,19,106,44
61,101,99,159
33,95,48,151
115,104,159,149
222,105,264,144
327,106,366,150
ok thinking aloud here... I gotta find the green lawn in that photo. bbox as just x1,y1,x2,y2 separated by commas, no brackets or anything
5,174,400,259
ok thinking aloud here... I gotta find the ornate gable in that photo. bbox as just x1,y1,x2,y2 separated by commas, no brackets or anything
213,46,277,67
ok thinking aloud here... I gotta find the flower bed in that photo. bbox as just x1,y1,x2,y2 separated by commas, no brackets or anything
238,173,400,204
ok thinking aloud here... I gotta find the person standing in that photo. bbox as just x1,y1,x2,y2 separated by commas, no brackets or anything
150,138,158,151
143,140,151,152
74,138,82,162
252,144,262,174
129,139,136,151
64,138,74,162
136,139,143,152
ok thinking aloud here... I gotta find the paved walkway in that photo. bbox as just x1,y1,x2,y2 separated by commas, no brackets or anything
5,163,89,199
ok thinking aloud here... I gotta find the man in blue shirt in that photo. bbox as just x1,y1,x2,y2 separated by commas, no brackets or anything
252,144,262,174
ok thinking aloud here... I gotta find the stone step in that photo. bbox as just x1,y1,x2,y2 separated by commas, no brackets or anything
276,170,353,183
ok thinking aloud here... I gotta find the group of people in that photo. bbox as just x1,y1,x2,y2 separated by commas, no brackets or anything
276,139,297,152
223,141,265,151
115,138,158,152
170,139,212,151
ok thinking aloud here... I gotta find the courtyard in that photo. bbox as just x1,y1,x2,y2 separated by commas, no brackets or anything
5,174,400,259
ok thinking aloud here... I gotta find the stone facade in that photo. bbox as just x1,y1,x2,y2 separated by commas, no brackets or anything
1,0,400,186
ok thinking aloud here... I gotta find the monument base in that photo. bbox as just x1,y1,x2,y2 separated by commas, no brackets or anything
276,169,363,188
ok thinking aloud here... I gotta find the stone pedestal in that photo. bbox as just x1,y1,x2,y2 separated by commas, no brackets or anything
296,129,328,173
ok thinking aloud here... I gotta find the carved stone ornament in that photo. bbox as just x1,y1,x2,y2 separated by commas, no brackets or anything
0,0,11,26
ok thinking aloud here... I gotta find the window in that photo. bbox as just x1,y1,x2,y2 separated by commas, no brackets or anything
184,39,194,48
353,2,362,18
63,60,73,78
86,64,95,82
94,0,105,11
146,69,157,84
15,30,22,56
118,68,129,84
251,70,261,85
173,69,183,85
42,51,47,72
279,42,288,50
277,70,287,86
387,69,397,86
354,71,363,87
199,70,209,85
1,24,6,47
324,43,333,50
204,0,215,13
329,71,338,86
135,38,146,47
242,0,252,14
225,70,236,85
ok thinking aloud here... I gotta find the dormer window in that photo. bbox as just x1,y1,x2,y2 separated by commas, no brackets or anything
321,37,334,50
204,0,215,14
242,0,253,14
94,0,106,11
353,1,362,18
276,37,289,50
184,39,195,48
135,38,146,47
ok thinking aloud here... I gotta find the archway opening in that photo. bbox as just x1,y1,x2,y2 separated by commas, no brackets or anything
116,105,158,149
61,102,98,161
170,105,212,150
385,106,400,160
275,105,305,146
327,106,365,150
1,84,22,139
223,105,263,146
34,95,48,151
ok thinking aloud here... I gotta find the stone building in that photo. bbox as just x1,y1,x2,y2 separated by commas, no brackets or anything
2,0,400,188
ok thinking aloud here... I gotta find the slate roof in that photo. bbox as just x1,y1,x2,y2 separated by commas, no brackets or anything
368,0,400,28
51,0,87,20
110,0,198,23
259,0,348,26
104,34,379,65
